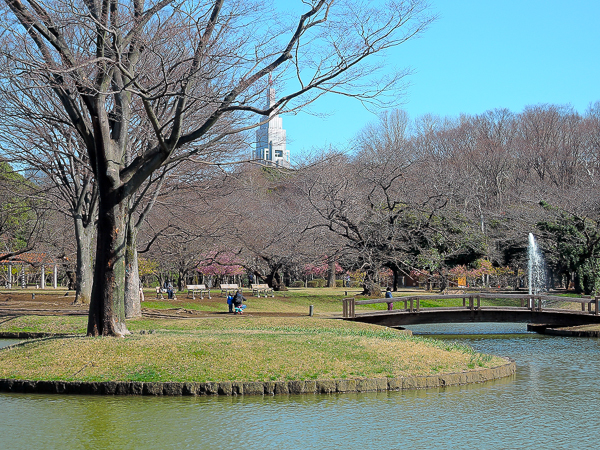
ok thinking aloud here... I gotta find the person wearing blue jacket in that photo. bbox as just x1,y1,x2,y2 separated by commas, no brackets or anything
385,287,393,311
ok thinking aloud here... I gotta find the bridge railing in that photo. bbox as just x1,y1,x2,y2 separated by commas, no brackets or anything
341,293,600,318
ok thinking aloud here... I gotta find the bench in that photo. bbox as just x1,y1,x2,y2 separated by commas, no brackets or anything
219,283,239,296
251,283,274,297
186,284,211,299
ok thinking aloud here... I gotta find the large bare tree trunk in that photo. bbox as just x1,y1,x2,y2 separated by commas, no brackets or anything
124,217,141,319
265,267,287,291
87,185,129,337
73,217,94,305
361,269,381,297
392,267,400,292
177,269,186,292
362,280,382,297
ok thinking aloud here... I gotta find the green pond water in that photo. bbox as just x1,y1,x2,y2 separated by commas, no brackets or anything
1,323,599,449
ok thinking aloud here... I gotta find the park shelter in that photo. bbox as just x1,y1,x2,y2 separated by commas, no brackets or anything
0,252,59,289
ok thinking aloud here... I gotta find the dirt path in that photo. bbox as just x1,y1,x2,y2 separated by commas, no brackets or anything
0,290,306,319
0,291,86,315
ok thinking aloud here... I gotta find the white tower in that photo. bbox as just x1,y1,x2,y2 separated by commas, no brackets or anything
254,76,290,168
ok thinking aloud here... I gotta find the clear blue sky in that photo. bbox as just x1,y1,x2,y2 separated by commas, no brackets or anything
284,0,600,161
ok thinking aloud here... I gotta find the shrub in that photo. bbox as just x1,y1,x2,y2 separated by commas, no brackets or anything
306,279,326,288
335,280,344,287
314,278,326,287
291,281,304,288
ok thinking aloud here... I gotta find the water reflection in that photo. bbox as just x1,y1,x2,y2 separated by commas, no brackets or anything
405,322,532,335
2,326,600,449
0,339,18,348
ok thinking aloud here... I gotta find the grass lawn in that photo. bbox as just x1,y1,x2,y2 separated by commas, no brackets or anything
142,286,477,314
0,287,513,384
0,317,504,383
0,315,87,334
142,286,360,314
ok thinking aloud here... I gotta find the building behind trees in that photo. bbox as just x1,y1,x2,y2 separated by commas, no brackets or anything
254,78,290,168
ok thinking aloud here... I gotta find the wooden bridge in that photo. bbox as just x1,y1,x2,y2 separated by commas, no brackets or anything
342,293,600,328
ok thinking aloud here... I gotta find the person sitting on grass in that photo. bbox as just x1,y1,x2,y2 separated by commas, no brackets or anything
233,290,246,314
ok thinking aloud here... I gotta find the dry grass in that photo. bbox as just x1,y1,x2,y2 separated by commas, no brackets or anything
0,317,504,383
0,315,87,334
0,290,507,383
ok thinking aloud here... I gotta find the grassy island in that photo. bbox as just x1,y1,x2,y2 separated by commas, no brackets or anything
0,314,504,384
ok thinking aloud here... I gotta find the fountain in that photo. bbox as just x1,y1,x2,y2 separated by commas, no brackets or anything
528,233,546,297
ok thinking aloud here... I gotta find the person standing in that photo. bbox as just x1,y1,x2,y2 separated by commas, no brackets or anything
385,287,393,311
227,294,234,313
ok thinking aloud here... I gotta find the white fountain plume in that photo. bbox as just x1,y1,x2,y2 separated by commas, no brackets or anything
528,233,546,296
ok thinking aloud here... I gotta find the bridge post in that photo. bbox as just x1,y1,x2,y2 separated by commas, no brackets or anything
417,298,420,313
596,297,599,316
469,296,474,312
343,298,356,318
462,296,466,307
403,299,408,311
476,295,480,310
409,298,414,313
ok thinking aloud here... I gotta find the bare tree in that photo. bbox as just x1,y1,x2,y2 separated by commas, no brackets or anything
140,166,236,291
1,0,434,335
516,104,585,190
299,110,489,294
223,165,317,290
0,87,98,303
299,112,419,294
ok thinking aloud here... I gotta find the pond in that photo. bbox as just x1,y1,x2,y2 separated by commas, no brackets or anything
1,324,599,449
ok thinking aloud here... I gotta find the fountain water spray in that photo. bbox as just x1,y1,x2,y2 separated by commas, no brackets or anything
528,233,546,297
